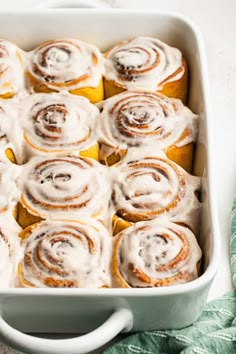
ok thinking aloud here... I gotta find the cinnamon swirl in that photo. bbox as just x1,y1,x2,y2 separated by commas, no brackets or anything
0,39,25,98
104,36,188,102
18,156,111,228
98,91,197,171
112,219,202,288
21,93,99,161
18,219,111,288
27,39,104,103
112,155,200,233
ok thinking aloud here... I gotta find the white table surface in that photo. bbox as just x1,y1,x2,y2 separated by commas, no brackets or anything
0,0,234,353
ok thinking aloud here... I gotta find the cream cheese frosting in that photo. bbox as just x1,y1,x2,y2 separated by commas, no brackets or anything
0,212,22,287
0,98,24,164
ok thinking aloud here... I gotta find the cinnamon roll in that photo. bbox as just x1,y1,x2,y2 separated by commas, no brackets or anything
104,36,188,102
0,212,22,287
112,219,202,288
18,219,111,288
98,91,197,172
18,156,111,228
27,39,104,103
112,155,200,233
21,93,99,161
0,39,25,98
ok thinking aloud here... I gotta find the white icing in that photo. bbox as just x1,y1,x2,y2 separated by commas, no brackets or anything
104,36,184,90
20,92,99,159
0,162,21,212
19,156,111,220
0,38,202,289
0,98,24,164
0,39,25,96
20,219,111,288
97,91,198,160
0,212,22,287
114,219,202,287
28,39,103,90
111,154,201,233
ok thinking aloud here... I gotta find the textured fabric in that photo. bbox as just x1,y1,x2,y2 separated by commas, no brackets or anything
103,198,236,354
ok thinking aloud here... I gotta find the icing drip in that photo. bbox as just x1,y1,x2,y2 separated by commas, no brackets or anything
0,98,24,164
0,212,22,287
0,162,21,212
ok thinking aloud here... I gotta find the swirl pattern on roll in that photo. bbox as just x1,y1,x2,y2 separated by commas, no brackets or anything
98,91,197,150
112,156,200,232
112,219,202,288
28,39,103,91
0,39,24,97
22,93,99,156
104,36,185,90
19,219,111,288
20,156,111,220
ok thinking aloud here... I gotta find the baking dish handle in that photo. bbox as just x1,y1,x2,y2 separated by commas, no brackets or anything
0,308,133,354
36,0,112,9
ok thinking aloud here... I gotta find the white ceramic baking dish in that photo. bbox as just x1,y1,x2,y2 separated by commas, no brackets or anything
0,6,220,354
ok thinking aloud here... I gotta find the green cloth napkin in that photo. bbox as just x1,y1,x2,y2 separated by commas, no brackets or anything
103,199,236,354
